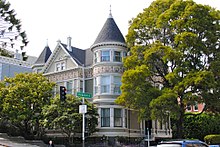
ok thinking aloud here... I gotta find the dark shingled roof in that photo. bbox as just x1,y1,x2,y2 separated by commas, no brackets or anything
93,15,125,45
61,43,92,66
35,46,52,64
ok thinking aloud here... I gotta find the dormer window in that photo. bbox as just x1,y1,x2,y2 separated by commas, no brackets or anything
101,50,110,62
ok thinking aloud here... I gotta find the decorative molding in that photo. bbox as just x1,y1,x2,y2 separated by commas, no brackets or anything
93,65,124,75
45,67,93,82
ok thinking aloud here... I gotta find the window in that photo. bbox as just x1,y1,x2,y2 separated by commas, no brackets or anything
123,51,127,57
101,108,110,127
125,109,127,128
94,77,98,94
194,102,198,111
186,104,191,111
73,79,78,95
67,81,73,94
114,108,122,127
56,63,61,71
56,62,66,71
94,51,98,63
61,62,65,70
101,76,110,93
114,51,121,62
101,50,110,62
80,80,83,92
113,76,121,94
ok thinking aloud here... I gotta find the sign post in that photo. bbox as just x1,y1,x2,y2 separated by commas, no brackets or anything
77,92,92,147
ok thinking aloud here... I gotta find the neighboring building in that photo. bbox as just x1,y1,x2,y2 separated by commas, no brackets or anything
33,12,172,142
0,51,36,80
186,102,205,112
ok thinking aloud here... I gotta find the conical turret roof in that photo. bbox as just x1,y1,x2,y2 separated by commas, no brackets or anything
34,45,52,65
92,13,126,46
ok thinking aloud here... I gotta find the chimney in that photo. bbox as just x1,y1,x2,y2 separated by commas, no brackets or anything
67,36,72,52
14,49,20,60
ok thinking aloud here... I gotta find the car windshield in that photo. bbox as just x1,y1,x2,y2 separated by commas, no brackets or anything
157,143,182,147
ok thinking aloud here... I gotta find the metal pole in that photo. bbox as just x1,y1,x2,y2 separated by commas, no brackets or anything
147,127,150,147
82,98,85,147
82,65,85,147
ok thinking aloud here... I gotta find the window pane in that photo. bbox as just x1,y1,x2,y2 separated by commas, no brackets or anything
125,109,127,128
114,51,121,62
114,76,121,94
67,81,73,94
194,102,198,111
101,108,110,127
94,51,98,63
101,76,110,93
61,62,65,70
114,108,122,127
101,50,110,62
56,63,61,71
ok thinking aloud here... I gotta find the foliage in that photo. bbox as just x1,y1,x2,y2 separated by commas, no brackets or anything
183,113,220,140
41,95,98,144
204,134,220,145
0,0,28,60
0,73,55,138
118,0,220,138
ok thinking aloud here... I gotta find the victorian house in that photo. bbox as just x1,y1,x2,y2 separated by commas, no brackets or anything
32,12,172,142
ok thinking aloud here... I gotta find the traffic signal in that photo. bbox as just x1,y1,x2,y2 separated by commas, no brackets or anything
60,86,66,101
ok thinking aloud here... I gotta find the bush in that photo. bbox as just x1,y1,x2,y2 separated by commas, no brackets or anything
204,134,220,145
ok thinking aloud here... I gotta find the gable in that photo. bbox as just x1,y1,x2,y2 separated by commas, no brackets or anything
43,44,78,74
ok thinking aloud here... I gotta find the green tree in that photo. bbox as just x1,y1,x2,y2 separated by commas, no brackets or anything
0,0,28,60
117,0,220,138
42,95,98,144
0,73,55,138
184,113,220,140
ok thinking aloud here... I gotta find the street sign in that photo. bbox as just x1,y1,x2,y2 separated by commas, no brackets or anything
77,92,92,98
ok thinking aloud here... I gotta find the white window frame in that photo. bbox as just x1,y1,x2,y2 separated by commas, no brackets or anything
101,108,110,127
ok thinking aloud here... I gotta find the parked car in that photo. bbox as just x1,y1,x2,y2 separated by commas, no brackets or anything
157,140,208,147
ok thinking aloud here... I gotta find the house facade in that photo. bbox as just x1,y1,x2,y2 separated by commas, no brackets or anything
33,12,172,141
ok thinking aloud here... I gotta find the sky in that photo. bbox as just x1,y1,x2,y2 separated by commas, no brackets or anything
7,0,220,58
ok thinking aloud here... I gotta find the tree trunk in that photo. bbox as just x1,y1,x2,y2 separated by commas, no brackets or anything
176,96,185,138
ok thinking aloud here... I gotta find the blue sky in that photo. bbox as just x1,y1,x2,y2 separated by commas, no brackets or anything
8,0,220,57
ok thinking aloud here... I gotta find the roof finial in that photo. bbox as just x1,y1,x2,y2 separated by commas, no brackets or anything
109,5,112,18
46,39,48,47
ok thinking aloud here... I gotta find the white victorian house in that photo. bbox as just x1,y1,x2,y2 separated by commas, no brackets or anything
32,12,172,142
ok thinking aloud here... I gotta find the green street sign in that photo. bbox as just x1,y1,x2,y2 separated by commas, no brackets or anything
77,92,92,98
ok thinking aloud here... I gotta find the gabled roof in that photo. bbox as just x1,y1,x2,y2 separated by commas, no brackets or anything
61,43,93,66
93,13,126,46
34,46,52,65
